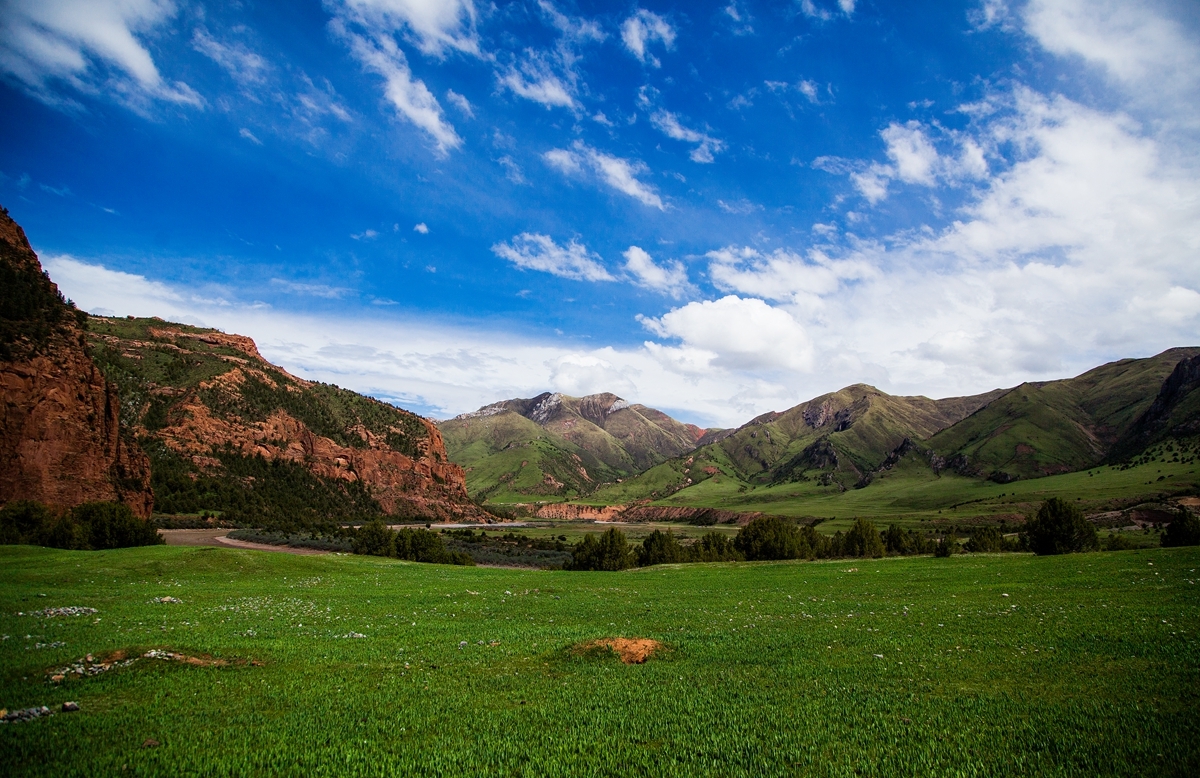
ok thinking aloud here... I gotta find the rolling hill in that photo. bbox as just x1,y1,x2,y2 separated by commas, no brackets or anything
438,392,722,503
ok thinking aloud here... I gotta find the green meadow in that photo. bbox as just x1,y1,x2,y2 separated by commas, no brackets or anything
2,544,1198,776
584,451,1199,535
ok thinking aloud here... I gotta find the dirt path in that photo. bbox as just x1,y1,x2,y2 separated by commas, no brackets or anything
159,529,329,556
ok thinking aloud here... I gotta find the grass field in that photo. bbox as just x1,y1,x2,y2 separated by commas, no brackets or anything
590,455,1200,535
2,544,1198,776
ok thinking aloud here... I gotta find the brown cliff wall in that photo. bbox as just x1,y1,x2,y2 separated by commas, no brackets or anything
0,209,153,516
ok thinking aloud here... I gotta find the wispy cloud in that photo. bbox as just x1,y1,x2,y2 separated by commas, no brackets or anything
621,9,675,67
332,22,461,155
271,278,352,298
543,141,665,209
651,110,725,163
192,28,268,86
0,0,202,110
492,233,614,282
332,0,480,58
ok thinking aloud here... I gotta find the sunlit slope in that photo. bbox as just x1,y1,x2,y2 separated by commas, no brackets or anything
928,347,1200,479
589,385,1002,502
439,392,718,502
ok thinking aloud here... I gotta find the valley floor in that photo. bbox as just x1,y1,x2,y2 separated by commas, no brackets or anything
1,545,1197,776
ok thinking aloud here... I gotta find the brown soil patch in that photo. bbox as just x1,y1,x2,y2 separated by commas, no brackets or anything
575,637,663,664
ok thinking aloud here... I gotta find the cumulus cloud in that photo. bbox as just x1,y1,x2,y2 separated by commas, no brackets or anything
621,9,675,67
622,246,693,298
0,0,202,109
650,110,725,163
640,296,814,372
334,0,480,58
413,222,429,233
492,233,614,282
543,142,665,209
334,25,461,155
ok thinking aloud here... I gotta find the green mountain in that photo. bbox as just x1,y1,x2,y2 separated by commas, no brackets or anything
588,384,1005,503
438,392,720,503
928,348,1200,480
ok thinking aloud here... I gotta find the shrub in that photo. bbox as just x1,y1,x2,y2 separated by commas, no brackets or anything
1023,498,1099,555
1162,507,1200,548
841,518,884,558
934,534,955,557
734,517,803,561
965,526,1006,553
568,529,635,571
1105,533,1138,551
0,500,162,550
353,520,395,556
687,532,744,562
638,530,684,566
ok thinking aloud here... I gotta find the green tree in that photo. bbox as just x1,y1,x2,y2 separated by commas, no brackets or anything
688,531,744,562
934,533,955,557
638,530,683,566
734,516,802,561
353,520,396,556
1162,507,1200,547
842,518,884,558
1023,498,1099,555
965,526,1005,553
568,528,636,571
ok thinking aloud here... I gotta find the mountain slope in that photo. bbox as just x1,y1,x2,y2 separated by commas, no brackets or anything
589,384,1004,503
86,316,488,525
439,392,718,502
0,207,153,516
927,348,1200,479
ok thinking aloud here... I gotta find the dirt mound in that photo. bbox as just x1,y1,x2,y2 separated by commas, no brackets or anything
574,637,663,664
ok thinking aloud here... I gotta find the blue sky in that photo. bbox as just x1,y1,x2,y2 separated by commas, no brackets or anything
1,0,1198,427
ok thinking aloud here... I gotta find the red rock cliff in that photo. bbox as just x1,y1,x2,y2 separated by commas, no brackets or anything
0,209,153,516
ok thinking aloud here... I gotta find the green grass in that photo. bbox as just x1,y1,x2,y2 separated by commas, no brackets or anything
2,544,1198,776
611,454,1200,535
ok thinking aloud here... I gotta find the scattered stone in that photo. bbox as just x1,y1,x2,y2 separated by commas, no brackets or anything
458,641,468,650
336,632,366,639
2,706,52,723
873,654,885,659
1002,593,1010,597
153,597,182,604
50,675,65,684
30,607,98,618
61,701,79,712
142,738,159,748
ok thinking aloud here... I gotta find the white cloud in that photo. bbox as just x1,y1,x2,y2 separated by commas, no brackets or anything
239,128,263,145
0,0,202,109
334,0,480,58
640,295,814,372
497,155,526,184
707,246,875,309
834,121,990,203
622,246,693,298
543,142,665,209
270,278,351,299
192,28,267,86
335,25,461,155
492,233,614,282
413,222,429,233
650,110,725,163
1023,0,1199,99
621,9,675,67
881,121,939,185
444,88,472,116
499,55,576,109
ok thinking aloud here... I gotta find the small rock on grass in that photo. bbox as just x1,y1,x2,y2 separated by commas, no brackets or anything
142,738,159,748
62,702,79,712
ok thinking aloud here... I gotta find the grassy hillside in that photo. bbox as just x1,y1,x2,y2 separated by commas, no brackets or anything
589,385,1001,504
440,392,717,503
1,544,1197,775
928,348,1200,480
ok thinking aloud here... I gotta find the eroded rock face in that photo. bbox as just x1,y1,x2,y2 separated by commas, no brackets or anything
0,209,153,516
91,318,488,523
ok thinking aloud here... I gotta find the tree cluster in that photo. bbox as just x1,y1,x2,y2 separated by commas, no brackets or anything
0,501,163,550
351,520,473,565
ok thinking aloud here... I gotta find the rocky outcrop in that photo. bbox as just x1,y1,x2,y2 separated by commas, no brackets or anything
91,316,489,523
0,208,153,516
